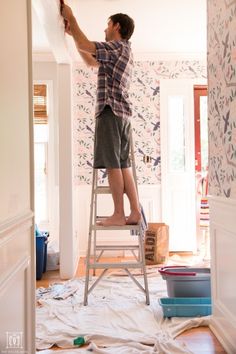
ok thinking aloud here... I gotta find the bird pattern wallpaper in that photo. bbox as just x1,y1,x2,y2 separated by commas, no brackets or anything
73,60,206,185
208,0,236,198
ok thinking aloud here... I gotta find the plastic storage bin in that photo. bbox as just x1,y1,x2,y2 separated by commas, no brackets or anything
159,297,212,318
158,266,211,297
36,230,49,280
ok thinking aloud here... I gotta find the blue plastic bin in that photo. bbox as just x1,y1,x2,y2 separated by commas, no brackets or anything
159,297,212,318
36,230,49,280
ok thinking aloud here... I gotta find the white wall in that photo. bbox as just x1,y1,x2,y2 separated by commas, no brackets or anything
1,16,31,221
0,0,35,352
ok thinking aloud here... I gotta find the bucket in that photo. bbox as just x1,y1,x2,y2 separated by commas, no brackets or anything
158,266,211,297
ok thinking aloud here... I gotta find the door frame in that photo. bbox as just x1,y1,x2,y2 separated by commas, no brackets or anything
194,85,208,173
160,78,207,252
33,80,58,239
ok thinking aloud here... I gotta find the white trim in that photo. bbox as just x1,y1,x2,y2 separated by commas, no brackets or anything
33,80,57,238
0,257,30,296
133,51,207,62
209,195,236,353
160,79,197,251
0,211,33,240
58,63,75,279
70,51,207,63
71,52,207,65
210,320,236,354
33,51,56,62
26,2,36,353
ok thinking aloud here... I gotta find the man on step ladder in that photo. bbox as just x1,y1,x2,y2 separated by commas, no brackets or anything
61,5,140,226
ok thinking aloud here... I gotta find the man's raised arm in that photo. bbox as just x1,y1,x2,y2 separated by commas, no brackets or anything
61,4,99,67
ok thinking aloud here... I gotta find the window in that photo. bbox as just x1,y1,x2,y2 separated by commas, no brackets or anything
33,84,49,226
33,84,48,124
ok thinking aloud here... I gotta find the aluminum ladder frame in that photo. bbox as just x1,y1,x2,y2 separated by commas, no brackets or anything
83,134,150,306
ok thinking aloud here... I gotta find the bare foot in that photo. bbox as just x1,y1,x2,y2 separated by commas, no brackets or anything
97,214,126,227
126,210,141,225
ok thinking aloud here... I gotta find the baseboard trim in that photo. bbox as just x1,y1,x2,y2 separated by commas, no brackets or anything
210,320,236,354
169,251,194,256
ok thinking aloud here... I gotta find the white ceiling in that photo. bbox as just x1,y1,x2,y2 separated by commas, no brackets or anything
32,0,207,60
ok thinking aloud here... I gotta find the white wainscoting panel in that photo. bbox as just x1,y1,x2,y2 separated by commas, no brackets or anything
0,212,34,353
209,196,236,353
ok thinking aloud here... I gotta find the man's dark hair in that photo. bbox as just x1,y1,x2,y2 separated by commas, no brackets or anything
109,13,135,40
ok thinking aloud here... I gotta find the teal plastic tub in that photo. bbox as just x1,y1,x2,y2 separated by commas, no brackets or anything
159,297,212,318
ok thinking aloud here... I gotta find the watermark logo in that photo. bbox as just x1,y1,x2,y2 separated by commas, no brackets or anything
6,331,23,350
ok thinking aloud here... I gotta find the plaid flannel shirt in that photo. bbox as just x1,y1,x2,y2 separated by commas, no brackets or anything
94,40,133,119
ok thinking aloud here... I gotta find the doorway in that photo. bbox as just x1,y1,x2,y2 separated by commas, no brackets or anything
33,83,49,230
33,80,59,264
194,85,210,259
160,79,197,252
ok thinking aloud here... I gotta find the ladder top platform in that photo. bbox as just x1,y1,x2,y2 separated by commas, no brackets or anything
93,220,141,231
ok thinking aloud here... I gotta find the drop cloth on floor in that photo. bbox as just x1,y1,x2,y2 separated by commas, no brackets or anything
36,274,210,353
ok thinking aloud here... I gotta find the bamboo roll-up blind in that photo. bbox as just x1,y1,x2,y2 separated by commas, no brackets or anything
33,84,48,124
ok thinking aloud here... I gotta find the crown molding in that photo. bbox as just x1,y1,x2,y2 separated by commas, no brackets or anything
133,51,207,62
32,51,56,62
71,51,207,64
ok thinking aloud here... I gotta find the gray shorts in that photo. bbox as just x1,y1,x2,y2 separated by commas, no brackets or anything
93,106,131,169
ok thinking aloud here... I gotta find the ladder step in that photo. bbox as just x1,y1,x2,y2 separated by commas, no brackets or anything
92,223,140,231
96,245,139,251
88,262,143,269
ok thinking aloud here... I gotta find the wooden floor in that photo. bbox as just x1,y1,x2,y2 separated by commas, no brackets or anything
36,257,226,353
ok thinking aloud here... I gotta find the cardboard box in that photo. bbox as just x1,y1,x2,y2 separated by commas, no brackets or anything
144,223,169,265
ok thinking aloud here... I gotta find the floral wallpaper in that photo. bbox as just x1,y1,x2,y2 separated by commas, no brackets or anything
73,60,206,185
208,0,236,198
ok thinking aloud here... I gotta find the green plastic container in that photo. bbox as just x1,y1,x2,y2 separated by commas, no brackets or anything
159,297,212,318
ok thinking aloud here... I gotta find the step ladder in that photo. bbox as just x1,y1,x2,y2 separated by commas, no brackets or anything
83,134,150,306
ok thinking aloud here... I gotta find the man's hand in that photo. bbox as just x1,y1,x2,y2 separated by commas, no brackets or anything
61,4,74,21
60,2,96,56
